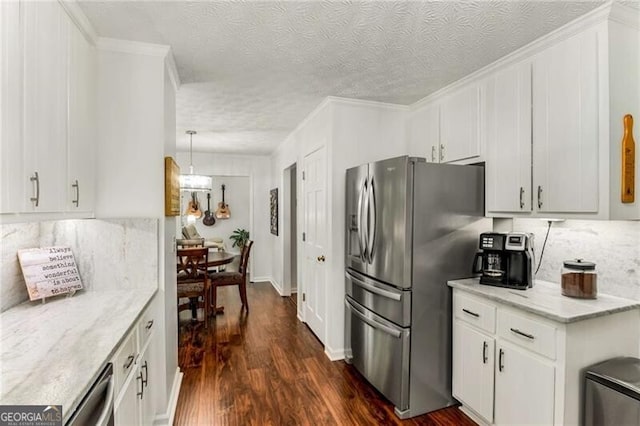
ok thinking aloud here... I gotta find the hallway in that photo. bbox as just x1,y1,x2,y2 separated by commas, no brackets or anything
174,282,474,425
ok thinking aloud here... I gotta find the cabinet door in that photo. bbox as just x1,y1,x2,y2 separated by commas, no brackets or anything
0,1,24,213
532,29,599,213
440,84,481,163
452,320,495,423
68,21,96,213
495,341,555,425
22,1,69,212
115,368,142,426
139,345,157,426
486,62,532,213
407,103,440,162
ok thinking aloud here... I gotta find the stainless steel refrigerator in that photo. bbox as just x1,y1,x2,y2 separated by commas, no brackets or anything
344,155,490,419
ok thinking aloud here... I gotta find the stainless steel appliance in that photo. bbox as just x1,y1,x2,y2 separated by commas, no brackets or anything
472,232,535,290
344,156,490,419
66,363,114,426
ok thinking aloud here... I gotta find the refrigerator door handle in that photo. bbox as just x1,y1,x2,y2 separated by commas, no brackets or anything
362,178,371,263
367,176,376,264
345,270,402,301
345,299,402,338
357,178,367,262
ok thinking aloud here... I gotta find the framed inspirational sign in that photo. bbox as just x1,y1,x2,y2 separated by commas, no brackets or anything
18,247,83,301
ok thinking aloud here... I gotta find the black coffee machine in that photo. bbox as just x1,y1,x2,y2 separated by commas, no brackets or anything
472,232,535,290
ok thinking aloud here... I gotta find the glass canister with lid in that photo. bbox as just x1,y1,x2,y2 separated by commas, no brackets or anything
561,259,597,299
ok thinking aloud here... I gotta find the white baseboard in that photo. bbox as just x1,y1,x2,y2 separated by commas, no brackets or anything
324,345,345,361
250,276,272,283
153,368,183,426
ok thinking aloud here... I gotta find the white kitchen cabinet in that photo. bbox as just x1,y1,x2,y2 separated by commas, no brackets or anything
494,341,555,425
115,366,142,426
452,321,495,422
22,0,69,212
452,287,640,425
407,102,440,162
439,83,482,163
67,18,96,212
485,62,532,214
0,1,25,214
532,28,599,214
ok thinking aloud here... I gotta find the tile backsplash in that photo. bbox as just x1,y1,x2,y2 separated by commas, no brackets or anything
1,218,158,312
511,219,640,300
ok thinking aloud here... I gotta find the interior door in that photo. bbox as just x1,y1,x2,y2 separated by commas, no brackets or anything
345,163,368,275
303,146,327,342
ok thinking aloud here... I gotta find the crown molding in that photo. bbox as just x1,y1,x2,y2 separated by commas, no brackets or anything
165,48,181,92
58,0,98,45
609,1,640,30
412,1,616,109
326,96,409,111
96,37,171,58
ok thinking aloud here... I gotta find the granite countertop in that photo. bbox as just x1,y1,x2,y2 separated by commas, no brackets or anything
0,288,156,420
448,278,640,323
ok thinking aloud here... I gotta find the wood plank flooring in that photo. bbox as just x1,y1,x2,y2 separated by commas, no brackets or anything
175,281,475,426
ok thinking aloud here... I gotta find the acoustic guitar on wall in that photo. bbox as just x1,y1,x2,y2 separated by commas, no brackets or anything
215,184,231,219
185,192,203,218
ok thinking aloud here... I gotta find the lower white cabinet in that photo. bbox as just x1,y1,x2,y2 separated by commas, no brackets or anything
452,288,640,425
113,299,158,426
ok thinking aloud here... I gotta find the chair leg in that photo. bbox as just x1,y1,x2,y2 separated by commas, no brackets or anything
211,283,218,316
203,290,208,328
239,281,248,311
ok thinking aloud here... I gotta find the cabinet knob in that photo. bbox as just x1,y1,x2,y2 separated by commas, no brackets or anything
317,255,325,262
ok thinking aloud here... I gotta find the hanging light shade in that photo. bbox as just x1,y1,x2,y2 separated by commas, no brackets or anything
179,130,212,191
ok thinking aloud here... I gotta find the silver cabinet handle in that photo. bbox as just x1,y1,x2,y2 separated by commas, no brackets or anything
145,320,154,330
431,146,436,162
462,308,479,318
346,270,402,301
510,327,535,340
498,348,504,371
537,185,543,209
367,176,376,263
136,372,144,399
519,187,525,209
345,299,402,338
482,341,488,364
72,180,79,207
123,354,135,370
440,144,445,161
142,360,148,387
30,172,39,207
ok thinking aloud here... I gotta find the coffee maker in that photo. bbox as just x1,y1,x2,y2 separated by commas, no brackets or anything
472,232,535,289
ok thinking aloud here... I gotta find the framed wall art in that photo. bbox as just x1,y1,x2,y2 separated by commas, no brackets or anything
164,156,180,216
270,188,278,236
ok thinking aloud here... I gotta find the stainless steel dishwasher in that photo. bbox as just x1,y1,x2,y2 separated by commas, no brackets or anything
66,363,114,426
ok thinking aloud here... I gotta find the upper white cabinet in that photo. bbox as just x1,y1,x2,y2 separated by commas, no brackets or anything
532,28,599,214
407,82,482,165
22,1,70,213
440,84,482,163
485,62,532,213
0,0,96,216
68,20,96,212
0,1,24,213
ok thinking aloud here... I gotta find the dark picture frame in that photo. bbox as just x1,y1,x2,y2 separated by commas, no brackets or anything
270,188,278,236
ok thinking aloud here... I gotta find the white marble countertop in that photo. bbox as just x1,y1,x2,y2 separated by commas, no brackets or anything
448,278,640,323
0,288,156,420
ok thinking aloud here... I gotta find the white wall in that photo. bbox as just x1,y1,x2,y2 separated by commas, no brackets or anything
175,152,272,280
180,175,250,253
269,97,409,359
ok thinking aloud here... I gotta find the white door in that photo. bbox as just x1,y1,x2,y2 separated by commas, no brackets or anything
452,320,495,423
302,147,327,342
485,61,532,213
494,341,555,425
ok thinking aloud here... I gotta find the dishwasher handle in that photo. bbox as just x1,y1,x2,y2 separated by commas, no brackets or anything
66,363,114,426
95,375,115,426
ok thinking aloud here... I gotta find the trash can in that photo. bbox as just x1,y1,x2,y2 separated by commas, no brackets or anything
584,357,640,426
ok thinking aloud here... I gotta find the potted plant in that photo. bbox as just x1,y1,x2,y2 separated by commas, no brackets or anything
229,228,250,249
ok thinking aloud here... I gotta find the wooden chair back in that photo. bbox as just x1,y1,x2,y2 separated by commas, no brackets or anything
238,240,254,277
177,247,209,280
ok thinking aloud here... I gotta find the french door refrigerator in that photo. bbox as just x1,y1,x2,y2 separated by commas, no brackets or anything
344,156,489,419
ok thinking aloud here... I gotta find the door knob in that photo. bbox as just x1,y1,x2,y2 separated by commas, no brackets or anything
317,255,325,262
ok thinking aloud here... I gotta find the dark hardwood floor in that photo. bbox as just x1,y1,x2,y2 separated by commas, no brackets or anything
175,281,475,426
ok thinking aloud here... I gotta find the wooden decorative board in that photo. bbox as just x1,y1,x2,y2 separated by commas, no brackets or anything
165,156,181,216
18,247,83,301
621,114,635,203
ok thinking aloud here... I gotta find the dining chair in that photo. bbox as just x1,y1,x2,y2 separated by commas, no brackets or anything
176,247,210,328
209,240,254,313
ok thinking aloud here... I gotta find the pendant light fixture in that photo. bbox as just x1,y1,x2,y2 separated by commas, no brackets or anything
179,130,212,191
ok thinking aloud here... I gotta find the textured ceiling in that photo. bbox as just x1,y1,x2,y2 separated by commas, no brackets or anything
78,1,605,155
